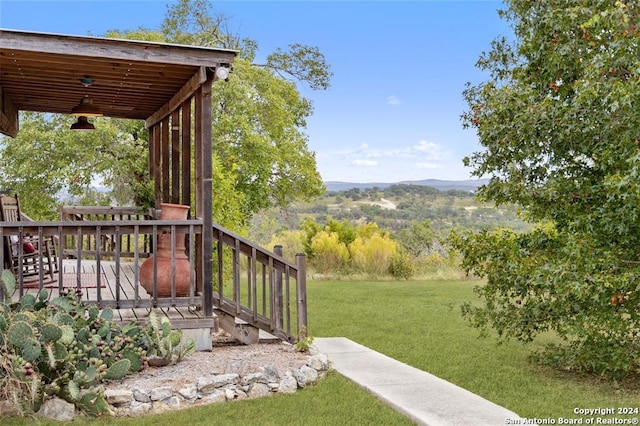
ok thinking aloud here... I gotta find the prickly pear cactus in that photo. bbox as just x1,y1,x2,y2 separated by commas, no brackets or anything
8,321,34,345
104,358,131,380
20,337,42,362
19,294,36,311
41,323,62,343
1,269,15,303
0,290,194,417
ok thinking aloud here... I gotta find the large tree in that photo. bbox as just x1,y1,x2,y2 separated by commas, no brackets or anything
452,0,640,378
0,0,329,231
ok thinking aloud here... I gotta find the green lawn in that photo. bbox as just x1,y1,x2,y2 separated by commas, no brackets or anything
3,279,639,424
307,280,640,419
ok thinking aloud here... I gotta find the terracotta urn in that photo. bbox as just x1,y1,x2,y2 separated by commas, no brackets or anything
140,203,191,297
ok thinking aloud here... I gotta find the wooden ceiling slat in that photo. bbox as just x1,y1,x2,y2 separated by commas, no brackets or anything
0,29,236,122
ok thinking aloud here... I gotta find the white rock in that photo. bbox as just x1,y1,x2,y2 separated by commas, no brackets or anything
127,401,152,416
224,388,236,400
150,386,173,401
199,390,226,404
37,397,76,422
133,388,151,402
104,389,134,405
279,374,298,394
178,384,198,400
248,383,270,398
308,353,330,371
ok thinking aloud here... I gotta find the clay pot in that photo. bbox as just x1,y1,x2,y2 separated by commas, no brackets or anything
140,203,191,297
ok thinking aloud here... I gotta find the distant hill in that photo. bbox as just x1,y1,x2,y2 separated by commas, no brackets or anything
323,178,490,192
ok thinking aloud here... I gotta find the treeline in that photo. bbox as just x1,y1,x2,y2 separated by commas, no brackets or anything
249,184,525,279
264,217,455,279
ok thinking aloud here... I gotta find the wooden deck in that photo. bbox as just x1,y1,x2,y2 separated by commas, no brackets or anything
15,259,214,330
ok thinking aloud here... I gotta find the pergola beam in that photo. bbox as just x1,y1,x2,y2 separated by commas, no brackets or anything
145,67,207,129
0,29,235,68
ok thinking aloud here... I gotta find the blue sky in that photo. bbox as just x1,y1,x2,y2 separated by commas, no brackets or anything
0,0,511,183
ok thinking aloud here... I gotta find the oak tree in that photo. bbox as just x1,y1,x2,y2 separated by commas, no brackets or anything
0,0,330,231
453,0,640,378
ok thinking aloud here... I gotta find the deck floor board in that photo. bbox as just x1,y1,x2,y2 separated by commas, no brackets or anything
11,259,210,326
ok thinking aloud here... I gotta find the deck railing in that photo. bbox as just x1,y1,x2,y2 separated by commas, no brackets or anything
0,207,306,342
211,224,307,342
59,206,155,259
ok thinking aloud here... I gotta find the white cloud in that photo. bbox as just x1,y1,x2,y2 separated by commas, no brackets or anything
386,95,400,105
410,140,446,160
316,139,456,181
352,159,378,167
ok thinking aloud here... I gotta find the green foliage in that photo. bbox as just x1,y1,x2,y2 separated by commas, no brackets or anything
388,250,415,280
106,0,329,231
0,291,195,417
294,325,314,353
1,270,16,304
348,231,397,276
267,230,306,264
457,0,640,379
1,0,329,232
395,220,436,258
144,311,196,365
309,231,349,275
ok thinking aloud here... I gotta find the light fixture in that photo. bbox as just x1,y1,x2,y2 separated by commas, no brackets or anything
215,66,230,81
70,116,95,131
70,77,103,117
70,95,103,117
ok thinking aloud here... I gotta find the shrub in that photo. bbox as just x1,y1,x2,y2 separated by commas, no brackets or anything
0,270,194,416
310,231,349,275
349,233,397,276
268,230,306,263
388,250,415,279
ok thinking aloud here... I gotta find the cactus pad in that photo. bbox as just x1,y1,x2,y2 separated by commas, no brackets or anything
20,337,42,362
41,323,63,342
121,349,143,372
1,269,16,298
59,325,75,345
37,288,49,302
87,306,99,320
8,321,34,345
18,294,37,310
66,380,80,401
99,308,113,321
104,358,131,380
53,312,74,326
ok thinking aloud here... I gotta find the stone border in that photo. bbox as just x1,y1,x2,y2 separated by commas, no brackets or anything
30,351,331,420
106,352,330,417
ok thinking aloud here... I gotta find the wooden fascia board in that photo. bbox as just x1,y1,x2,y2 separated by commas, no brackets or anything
145,67,208,129
0,86,19,138
0,29,236,68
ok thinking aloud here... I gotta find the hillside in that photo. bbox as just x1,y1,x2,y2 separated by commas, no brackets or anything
323,178,489,192
253,182,529,239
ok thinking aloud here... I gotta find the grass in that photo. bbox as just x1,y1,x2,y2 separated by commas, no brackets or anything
4,279,639,424
307,279,640,419
1,372,412,426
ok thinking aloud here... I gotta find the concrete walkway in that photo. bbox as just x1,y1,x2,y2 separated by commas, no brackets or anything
313,337,521,426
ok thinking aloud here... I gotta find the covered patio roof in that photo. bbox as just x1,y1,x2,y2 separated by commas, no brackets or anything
0,28,236,136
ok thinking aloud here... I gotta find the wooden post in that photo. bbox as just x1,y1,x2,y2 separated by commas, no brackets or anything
171,110,181,205
161,117,170,204
150,125,161,210
295,253,307,337
199,74,214,317
181,99,191,209
274,245,284,333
